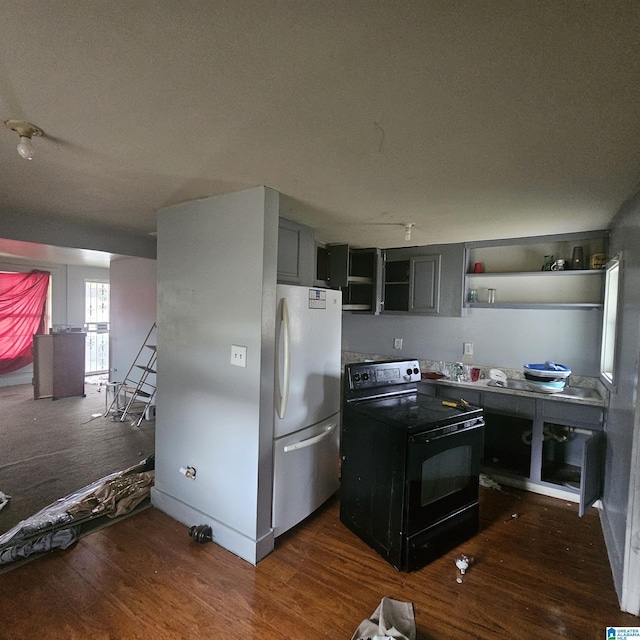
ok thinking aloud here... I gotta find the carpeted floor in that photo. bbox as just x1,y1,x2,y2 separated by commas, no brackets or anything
0,379,155,535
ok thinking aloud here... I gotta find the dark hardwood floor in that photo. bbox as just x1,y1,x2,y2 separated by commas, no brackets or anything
0,487,636,639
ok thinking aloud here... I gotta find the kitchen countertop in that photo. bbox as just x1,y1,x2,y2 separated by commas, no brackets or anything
341,351,608,408
421,377,606,407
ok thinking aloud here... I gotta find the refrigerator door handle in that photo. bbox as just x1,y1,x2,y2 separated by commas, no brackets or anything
283,423,337,453
277,297,291,419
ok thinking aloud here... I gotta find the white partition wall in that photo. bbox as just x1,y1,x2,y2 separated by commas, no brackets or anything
109,257,157,385
152,187,279,564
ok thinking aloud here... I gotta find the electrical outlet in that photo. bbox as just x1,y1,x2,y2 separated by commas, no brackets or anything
393,337,403,350
231,344,247,367
463,342,473,356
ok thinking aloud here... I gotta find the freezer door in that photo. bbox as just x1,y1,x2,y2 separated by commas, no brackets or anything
274,285,342,439
272,414,340,537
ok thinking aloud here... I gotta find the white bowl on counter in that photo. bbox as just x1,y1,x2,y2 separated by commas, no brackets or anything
526,379,566,394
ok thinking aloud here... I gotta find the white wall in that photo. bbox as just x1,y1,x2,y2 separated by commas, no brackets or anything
109,258,157,383
342,307,602,375
152,187,278,564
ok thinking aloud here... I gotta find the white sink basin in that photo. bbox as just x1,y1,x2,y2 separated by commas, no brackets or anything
487,378,601,400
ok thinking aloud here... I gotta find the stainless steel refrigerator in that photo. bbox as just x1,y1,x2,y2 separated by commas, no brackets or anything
272,284,342,537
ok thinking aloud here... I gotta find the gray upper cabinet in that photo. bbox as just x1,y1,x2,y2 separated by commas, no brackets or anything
383,243,464,316
463,231,609,309
383,255,440,313
324,244,383,314
410,256,440,313
277,217,315,286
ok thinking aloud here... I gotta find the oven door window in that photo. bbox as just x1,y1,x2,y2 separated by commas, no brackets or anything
421,445,472,507
406,425,483,535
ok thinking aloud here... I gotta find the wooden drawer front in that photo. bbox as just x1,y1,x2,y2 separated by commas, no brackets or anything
482,392,536,418
437,386,481,407
541,401,604,429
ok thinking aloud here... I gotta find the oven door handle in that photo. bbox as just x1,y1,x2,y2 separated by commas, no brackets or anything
276,297,291,420
411,420,484,444
283,423,336,452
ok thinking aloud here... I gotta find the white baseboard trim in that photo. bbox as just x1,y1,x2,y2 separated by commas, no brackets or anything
150,487,274,565
600,504,624,604
0,371,32,387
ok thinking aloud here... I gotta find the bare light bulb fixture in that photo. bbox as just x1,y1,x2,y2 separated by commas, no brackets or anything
17,136,35,159
404,223,414,242
4,120,44,160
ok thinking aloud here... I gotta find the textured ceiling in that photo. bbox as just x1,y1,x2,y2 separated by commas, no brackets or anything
1,1,640,258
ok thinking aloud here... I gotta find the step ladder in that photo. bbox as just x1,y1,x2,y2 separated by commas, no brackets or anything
105,323,157,427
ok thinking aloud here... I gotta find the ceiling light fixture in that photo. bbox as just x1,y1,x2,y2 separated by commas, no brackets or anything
405,223,414,242
4,120,44,160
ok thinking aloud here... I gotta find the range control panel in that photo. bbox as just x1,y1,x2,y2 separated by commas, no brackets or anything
346,359,421,392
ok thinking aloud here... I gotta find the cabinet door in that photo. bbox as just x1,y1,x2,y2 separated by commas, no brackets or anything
278,218,301,282
410,256,440,313
580,431,605,517
327,243,349,288
277,218,315,285
52,333,86,399
326,245,382,313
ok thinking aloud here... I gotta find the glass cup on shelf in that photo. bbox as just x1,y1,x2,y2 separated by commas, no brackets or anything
467,288,478,303
487,288,496,304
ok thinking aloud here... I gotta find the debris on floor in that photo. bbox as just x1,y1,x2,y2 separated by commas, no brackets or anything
0,492,11,512
351,597,416,640
455,553,472,583
479,473,521,499
479,473,502,491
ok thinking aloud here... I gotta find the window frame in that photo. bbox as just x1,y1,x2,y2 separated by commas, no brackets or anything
600,254,622,391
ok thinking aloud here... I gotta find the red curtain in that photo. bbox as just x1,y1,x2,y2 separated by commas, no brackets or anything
0,270,50,375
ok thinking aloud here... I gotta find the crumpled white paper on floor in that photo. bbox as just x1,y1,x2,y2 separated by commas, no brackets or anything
351,597,416,640
0,491,11,512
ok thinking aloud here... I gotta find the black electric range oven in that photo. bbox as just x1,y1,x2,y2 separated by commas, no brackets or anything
340,359,484,572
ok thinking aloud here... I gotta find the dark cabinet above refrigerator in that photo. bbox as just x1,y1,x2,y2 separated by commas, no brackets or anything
322,244,383,314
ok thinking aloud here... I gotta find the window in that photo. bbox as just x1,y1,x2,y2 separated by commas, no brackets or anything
84,281,110,374
600,256,621,389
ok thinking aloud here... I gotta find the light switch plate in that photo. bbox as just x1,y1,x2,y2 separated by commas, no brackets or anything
231,344,247,367
463,342,473,356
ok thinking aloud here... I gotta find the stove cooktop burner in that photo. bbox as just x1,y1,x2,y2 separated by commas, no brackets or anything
350,392,482,431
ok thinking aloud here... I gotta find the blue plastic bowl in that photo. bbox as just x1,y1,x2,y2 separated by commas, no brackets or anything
523,361,571,379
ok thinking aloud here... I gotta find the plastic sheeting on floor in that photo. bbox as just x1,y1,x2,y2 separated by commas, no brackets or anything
0,456,154,568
